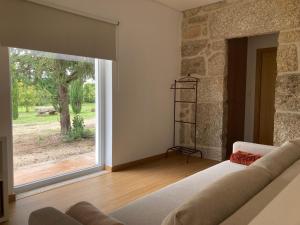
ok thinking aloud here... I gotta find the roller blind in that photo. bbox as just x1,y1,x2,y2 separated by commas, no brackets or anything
0,0,117,60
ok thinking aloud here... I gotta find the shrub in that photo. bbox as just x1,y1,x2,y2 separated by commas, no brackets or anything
65,115,93,141
70,80,84,114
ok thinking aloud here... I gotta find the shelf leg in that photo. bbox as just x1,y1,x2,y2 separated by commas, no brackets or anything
186,155,191,164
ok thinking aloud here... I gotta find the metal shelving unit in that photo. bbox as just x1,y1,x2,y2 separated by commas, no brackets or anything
166,74,203,162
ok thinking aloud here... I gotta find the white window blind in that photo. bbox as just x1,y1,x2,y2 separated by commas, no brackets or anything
0,0,117,60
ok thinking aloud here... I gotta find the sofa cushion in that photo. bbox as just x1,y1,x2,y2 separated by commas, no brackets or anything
110,161,246,225
251,141,300,179
248,170,300,225
161,166,272,225
220,159,300,225
29,207,82,225
66,202,124,225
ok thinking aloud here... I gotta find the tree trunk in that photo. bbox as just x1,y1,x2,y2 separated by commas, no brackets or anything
58,84,71,134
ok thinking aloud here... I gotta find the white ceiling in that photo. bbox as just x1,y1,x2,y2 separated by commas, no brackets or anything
153,0,223,11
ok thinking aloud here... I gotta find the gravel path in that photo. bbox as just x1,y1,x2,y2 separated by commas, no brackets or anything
13,118,96,169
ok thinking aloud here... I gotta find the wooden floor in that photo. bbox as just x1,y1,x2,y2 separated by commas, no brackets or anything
5,154,218,225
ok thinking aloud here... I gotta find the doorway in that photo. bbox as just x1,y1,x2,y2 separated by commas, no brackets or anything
253,48,277,145
226,33,278,158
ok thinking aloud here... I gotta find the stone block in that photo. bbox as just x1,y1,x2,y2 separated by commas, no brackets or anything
211,40,226,52
275,74,300,112
181,57,206,76
183,8,201,18
202,147,223,161
182,24,208,40
209,0,300,39
277,44,298,73
180,90,196,103
208,52,226,76
182,14,208,40
182,40,208,57
279,30,300,43
198,76,224,102
275,94,300,112
196,103,224,147
188,15,208,25
183,1,227,18
276,74,300,96
180,123,195,146
205,40,227,56
178,103,194,120
274,112,300,146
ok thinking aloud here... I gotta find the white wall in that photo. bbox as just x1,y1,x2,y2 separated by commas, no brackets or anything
0,46,13,194
40,0,182,166
244,33,278,142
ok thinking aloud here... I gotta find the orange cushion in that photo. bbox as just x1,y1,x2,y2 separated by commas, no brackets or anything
230,151,262,166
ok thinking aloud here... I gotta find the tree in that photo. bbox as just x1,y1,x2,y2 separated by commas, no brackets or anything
53,59,94,134
18,81,38,112
11,78,19,120
83,83,95,103
35,88,52,106
9,49,94,134
10,51,21,120
70,79,84,114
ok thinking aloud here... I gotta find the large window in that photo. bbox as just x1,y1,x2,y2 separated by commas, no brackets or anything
9,48,108,191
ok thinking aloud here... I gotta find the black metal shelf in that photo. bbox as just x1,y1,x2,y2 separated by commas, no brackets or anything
175,100,196,104
168,146,200,155
166,74,203,163
170,87,195,90
175,120,196,125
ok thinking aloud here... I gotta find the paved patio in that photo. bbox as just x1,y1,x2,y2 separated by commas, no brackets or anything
14,152,95,186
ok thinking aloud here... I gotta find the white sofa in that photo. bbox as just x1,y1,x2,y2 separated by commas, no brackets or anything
29,141,284,225
110,142,278,225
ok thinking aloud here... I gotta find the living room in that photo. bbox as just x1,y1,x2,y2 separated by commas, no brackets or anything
0,0,300,225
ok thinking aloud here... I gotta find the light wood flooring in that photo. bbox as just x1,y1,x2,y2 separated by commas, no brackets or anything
5,154,218,225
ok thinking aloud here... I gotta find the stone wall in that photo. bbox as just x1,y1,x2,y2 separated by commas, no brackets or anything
181,0,300,161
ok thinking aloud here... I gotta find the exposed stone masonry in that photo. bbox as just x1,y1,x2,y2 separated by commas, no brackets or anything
180,0,300,161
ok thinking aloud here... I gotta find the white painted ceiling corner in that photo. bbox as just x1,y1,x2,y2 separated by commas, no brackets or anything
152,0,224,11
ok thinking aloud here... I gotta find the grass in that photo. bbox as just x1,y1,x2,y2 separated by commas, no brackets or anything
13,103,95,125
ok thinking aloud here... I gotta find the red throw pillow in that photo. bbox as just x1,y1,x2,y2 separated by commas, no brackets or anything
230,151,262,166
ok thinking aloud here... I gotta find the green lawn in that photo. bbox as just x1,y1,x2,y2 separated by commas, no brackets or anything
13,103,95,125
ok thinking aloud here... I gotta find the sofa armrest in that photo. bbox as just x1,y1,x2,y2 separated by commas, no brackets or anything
29,207,82,225
233,141,278,156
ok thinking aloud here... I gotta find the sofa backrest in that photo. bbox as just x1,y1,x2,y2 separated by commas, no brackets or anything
162,140,300,225
220,159,300,225
232,141,278,156
248,170,300,225
251,141,300,179
161,166,272,225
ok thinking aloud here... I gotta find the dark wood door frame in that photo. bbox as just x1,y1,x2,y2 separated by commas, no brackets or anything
253,47,277,144
226,37,248,159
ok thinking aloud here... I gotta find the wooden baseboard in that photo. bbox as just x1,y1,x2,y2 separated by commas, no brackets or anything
104,165,113,172
9,193,16,202
105,152,169,172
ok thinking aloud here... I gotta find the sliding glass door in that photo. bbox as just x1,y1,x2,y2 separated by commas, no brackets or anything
9,48,108,192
